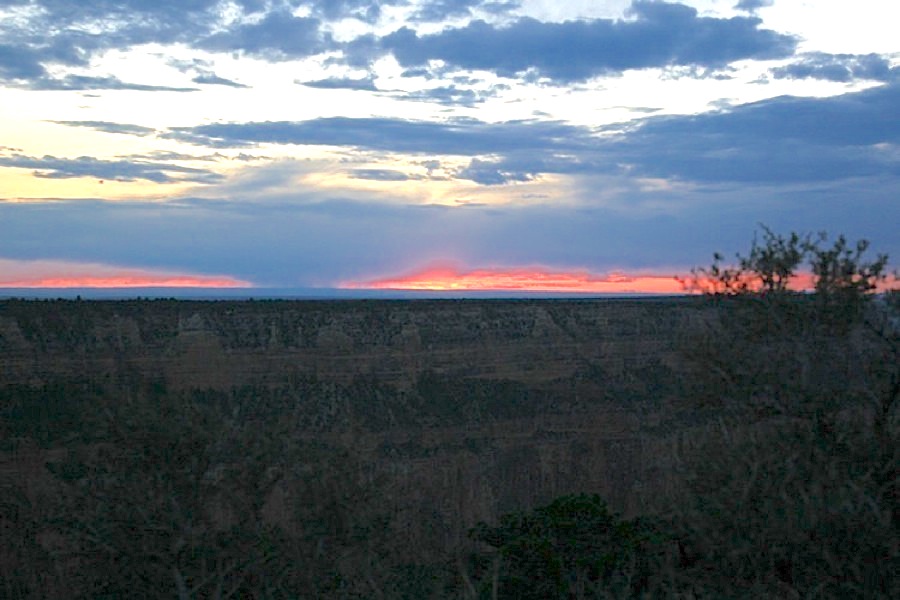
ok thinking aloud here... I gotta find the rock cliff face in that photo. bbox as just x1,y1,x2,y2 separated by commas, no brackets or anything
0,298,686,390
0,298,696,556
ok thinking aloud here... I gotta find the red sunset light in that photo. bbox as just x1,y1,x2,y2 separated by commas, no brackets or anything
343,266,688,294
0,260,251,288
2,276,250,288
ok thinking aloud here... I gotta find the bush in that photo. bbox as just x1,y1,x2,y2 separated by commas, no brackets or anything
467,494,672,599
664,226,899,597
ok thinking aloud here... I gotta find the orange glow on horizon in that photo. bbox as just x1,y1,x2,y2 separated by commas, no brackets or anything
343,265,689,294
0,259,251,288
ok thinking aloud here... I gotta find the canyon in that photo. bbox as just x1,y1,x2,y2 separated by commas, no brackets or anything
0,297,707,594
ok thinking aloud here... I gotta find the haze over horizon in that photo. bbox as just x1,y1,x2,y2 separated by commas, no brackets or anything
1,0,898,293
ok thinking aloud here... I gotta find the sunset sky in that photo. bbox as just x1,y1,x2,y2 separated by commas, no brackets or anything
1,0,897,293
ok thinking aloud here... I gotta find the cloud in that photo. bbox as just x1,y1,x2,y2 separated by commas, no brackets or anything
0,1,231,85
379,1,797,82
299,75,379,91
307,0,405,24
394,84,502,106
49,121,157,136
348,168,417,181
0,154,224,184
0,44,48,80
608,82,900,184
771,53,897,83
166,117,591,155
0,258,250,288
457,158,535,185
1,0,794,86
412,0,520,22
199,10,330,60
123,150,225,162
2,177,897,289
29,74,198,92
164,82,900,187
166,57,249,87
734,0,772,12
0,1,330,88
343,264,685,293
191,73,250,88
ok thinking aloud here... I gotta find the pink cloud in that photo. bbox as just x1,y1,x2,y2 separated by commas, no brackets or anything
342,264,687,294
0,259,251,288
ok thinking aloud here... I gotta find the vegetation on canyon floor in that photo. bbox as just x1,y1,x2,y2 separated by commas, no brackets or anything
0,227,897,598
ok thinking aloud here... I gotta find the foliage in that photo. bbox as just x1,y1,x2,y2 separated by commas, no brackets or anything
678,225,898,418
662,409,898,598
665,226,899,597
1,249,897,597
467,494,670,599
683,225,890,299
685,226,807,295
38,391,296,597
0,383,401,598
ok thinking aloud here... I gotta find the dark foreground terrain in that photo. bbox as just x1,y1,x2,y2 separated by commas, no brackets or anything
1,297,896,598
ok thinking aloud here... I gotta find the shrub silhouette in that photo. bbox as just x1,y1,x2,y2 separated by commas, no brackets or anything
665,226,899,597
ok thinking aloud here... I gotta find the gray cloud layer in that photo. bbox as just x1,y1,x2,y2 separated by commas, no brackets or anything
299,76,379,91
192,73,250,88
614,83,900,183
0,154,224,183
2,180,896,287
167,117,591,155
377,1,797,82
49,121,157,136
771,53,898,83
1,1,801,88
166,82,900,186
199,10,330,60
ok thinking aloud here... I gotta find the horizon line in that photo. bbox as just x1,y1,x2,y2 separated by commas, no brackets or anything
0,286,692,301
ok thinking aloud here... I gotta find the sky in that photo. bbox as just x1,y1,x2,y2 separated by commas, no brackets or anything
0,0,897,293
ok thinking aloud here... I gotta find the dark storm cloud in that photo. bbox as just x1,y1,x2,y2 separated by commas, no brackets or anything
379,1,797,82
167,117,591,155
771,53,897,83
300,76,379,91
49,121,157,136
0,154,224,184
